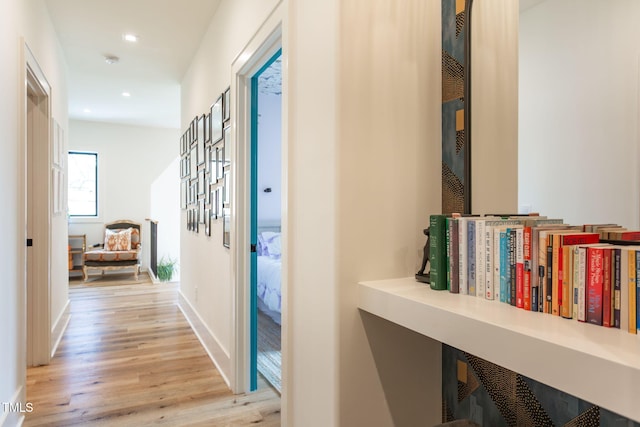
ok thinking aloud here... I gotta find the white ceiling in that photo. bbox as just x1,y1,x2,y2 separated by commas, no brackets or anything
45,0,221,129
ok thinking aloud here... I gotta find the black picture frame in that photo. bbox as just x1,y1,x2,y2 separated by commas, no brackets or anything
187,209,192,231
210,183,217,219
216,145,224,182
204,208,211,236
223,169,230,207
197,169,205,197
211,95,223,143
216,187,223,220
180,134,187,156
190,117,197,146
222,207,230,248
197,114,206,167
204,112,211,145
223,86,230,123
190,146,197,180
223,125,231,166
181,180,187,210
199,199,206,225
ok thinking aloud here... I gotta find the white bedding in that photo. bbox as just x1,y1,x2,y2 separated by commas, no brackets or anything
257,254,282,324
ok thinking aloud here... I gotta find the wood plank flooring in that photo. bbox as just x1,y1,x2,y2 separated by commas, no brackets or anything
24,273,281,426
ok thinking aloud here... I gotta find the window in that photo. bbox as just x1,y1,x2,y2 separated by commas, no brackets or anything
67,151,98,216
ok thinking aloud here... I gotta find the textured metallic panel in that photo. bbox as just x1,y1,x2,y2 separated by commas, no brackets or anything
443,161,465,215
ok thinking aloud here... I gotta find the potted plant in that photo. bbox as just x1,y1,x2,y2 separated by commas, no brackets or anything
157,256,177,282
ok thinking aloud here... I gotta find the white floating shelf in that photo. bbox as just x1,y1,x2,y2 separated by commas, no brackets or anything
358,277,640,422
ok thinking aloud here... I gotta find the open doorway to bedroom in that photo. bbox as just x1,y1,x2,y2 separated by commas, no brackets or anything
251,49,282,392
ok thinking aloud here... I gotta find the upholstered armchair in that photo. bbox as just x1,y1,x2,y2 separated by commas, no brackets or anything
83,220,142,281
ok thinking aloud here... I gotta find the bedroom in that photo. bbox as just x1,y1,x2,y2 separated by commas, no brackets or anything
254,53,283,392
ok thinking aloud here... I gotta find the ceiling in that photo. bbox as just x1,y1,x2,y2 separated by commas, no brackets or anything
45,0,221,129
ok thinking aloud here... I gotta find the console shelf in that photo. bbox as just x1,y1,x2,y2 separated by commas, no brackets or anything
358,277,640,422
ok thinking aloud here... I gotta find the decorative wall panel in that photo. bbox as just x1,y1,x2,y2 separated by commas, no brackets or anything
443,345,640,426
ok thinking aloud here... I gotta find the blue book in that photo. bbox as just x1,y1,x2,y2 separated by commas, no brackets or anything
468,220,476,296
499,229,508,303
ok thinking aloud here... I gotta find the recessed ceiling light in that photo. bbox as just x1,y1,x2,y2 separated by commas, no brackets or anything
104,55,119,64
83,108,91,113
122,92,131,97
123,33,139,43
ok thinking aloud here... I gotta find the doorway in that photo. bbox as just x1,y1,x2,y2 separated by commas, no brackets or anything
250,50,282,392
24,45,52,367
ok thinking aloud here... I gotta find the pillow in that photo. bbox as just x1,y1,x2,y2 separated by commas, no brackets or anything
104,228,132,251
261,232,281,259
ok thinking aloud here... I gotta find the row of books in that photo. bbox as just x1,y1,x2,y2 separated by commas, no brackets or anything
428,213,640,334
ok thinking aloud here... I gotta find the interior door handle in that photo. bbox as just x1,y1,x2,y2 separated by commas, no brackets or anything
27,239,33,247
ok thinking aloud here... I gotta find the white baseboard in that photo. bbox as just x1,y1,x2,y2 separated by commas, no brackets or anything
178,291,231,387
51,300,71,358
0,386,26,427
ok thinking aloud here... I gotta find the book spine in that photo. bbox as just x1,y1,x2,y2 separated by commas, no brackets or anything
621,248,629,331
500,229,508,303
572,246,580,320
516,228,524,308
578,246,587,322
509,229,516,306
561,245,573,319
586,247,604,326
614,248,621,328
476,220,486,299
531,228,540,312
459,219,468,295
450,219,460,293
485,224,494,300
629,249,637,334
468,220,476,296
429,215,448,290
446,218,451,291
551,234,561,316
546,239,553,314
636,250,640,334
539,231,550,313
602,248,612,327
493,228,502,302
523,226,532,311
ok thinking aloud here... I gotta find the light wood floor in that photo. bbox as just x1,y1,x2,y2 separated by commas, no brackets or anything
24,273,281,426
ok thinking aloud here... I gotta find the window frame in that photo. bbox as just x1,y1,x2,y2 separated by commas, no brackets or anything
67,150,99,218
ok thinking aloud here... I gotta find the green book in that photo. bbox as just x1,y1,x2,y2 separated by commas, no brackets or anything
429,214,448,290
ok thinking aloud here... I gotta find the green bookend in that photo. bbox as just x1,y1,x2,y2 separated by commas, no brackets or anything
430,214,448,290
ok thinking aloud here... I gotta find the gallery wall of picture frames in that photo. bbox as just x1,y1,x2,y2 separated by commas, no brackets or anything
180,86,231,248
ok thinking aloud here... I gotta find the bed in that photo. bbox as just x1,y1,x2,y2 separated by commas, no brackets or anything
256,230,282,325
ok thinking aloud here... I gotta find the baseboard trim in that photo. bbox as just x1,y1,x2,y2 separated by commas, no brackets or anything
51,300,71,358
0,386,26,427
178,291,232,387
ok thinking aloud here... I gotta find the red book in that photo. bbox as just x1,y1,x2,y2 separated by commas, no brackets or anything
586,247,604,326
602,248,612,327
609,230,640,241
523,226,532,310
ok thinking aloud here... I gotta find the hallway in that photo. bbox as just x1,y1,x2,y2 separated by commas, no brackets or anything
24,274,280,426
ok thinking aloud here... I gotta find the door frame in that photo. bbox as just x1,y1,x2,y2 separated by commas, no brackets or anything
21,41,52,368
249,48,282,391
230,1,286,396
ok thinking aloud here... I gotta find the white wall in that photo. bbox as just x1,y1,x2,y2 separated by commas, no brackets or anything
472,0,519,215
335,1,446,425
257,93,282,226
68,120,179,273
150,157,181,281
519,0,640,227
179,0,280,382
1,1,69,425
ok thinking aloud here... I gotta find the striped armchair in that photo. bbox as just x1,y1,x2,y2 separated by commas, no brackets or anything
83,220,142,281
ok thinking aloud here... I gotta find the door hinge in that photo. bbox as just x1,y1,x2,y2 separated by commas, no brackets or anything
250,244,257,253
26,238,33,247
